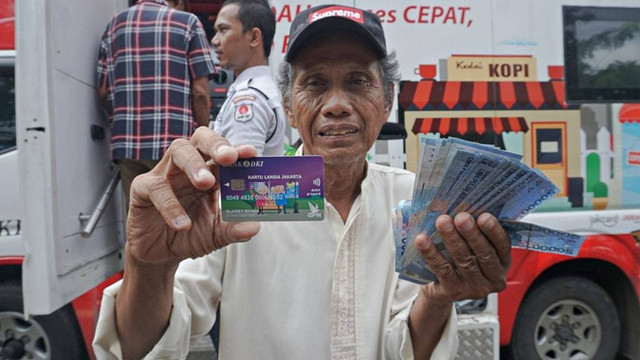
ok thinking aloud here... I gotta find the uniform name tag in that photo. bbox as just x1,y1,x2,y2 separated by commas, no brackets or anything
219,156,325,222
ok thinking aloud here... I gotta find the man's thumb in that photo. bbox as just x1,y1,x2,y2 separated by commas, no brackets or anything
226,222,261,243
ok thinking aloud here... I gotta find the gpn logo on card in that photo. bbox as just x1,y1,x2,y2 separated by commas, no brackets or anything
308,202,322,219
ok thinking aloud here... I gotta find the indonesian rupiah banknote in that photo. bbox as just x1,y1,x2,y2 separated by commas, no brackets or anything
394,137,586,285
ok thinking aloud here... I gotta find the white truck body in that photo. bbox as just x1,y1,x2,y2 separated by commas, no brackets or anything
13,0,127,315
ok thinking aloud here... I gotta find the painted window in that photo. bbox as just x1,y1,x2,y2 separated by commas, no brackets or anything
535,128,562,164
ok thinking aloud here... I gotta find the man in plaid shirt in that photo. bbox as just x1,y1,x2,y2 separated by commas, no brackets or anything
97,0,216,208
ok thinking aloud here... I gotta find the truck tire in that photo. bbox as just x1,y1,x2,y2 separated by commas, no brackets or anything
0,281,88,360
508,276,620,360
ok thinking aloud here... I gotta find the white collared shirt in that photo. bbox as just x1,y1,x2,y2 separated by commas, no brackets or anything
93,162,458,359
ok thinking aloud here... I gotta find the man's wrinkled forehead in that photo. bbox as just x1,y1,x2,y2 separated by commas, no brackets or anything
289,29,378,66
288,33,382,86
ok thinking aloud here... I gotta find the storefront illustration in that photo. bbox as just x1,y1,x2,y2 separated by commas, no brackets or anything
398,55,637,211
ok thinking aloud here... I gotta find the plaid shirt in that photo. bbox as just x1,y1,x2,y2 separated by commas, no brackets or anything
97,0,215,160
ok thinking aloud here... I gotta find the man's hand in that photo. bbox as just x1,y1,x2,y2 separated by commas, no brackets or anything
97,87,113,116
125,126,261,266
191,76,212,127
408,212,511,358
416,212,511,303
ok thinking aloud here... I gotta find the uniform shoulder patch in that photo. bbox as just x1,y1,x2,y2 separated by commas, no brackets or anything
232,94,256,103
234,104,253,122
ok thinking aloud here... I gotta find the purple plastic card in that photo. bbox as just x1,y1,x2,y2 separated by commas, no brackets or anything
219,156,325,222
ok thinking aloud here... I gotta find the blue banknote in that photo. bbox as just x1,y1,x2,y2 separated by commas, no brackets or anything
499,220,585,257
395,137,586,285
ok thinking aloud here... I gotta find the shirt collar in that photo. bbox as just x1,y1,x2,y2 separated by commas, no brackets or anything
233,66,272,87
295,143,371,186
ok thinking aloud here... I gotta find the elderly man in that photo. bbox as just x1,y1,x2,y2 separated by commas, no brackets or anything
93,4,510,360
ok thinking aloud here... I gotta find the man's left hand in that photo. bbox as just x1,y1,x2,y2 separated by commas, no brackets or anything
415,212,511,304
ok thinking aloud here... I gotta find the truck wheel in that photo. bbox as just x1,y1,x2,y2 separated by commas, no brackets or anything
509,276,620,360
0,281,88,360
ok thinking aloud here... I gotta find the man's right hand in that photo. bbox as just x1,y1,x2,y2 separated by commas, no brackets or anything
125,126,261,266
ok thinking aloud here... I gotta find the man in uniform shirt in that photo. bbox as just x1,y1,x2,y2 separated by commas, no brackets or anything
93,5,512,359
210,0,285,156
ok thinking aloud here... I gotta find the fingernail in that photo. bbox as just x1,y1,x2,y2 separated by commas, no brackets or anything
483,216,496,230
417,236,430,250
197,168,213,181
460,217,473,231
216,145,234,156
174,215,190,228
438,220,453,232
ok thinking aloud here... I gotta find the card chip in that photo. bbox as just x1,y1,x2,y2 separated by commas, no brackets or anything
230,179,245,191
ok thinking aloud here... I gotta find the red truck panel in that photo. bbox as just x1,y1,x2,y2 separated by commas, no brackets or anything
499,234,640,345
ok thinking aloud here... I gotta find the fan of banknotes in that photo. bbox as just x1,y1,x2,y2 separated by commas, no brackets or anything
393,137,586,285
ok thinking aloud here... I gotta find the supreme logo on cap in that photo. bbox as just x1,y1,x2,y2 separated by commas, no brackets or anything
309,6,364,24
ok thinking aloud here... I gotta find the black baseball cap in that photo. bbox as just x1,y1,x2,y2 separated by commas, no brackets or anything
285,4,387,61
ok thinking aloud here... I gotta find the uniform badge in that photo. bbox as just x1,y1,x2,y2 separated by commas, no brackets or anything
232,94,256,103
235,104,254,122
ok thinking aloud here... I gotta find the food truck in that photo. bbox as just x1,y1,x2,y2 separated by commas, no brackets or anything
1,0,638,359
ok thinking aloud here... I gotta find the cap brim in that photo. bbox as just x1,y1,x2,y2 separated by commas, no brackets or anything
285,17,385,62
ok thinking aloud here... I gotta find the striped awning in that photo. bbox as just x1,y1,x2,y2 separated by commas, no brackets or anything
619,104,640,123
399,80,577,111
412,117,529,136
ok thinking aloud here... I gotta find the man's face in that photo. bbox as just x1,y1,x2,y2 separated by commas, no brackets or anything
287,35,391,166
212,4,252,73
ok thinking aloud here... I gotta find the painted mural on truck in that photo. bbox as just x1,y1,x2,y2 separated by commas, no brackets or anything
267,0,640,182
398,55,640,212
